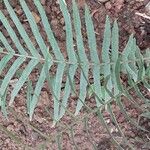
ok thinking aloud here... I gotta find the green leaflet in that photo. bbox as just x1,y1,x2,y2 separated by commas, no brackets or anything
75,65,89,116
127,72,148,102
0,54,13,75
10,59,39,105
115,56,124,92
111,20,119,96
0,47,3,52
102,16,112,101
72,0,89,115
56,132,62,150
135,45,143,68
85,4,103,106
58,0,76,62
0,32,15,53
59,0,78,119
144,48,150,67
53,63,66,123
104,75,115,99
0,57,25,99
26,79,33,115
72,0,88,63
0,11,27,55
122,35,138,81
29,60,53,120
59,65,77,119
140,112,150,120
128,39,138,74
0,88,8,119
137,61,145,81
143,79,150,90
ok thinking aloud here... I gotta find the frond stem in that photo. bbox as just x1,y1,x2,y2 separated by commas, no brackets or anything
1,50,150,67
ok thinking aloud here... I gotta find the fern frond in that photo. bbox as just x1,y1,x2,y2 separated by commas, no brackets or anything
0,1,150,148
0,0,148,118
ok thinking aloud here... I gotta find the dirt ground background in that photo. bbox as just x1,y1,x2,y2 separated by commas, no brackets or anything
0,0,150,149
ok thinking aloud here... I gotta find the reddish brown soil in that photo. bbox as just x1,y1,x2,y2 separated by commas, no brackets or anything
0,0,150,149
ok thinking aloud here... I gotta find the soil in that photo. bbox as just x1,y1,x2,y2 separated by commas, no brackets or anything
0,0,150,150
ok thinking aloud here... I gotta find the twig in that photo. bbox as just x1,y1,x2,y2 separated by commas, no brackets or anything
135,12,150,20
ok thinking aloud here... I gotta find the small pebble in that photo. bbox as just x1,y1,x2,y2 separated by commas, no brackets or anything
41,0,46,5
105,1,112,10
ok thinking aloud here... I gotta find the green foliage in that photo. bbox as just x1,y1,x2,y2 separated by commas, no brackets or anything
0,0,150,148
